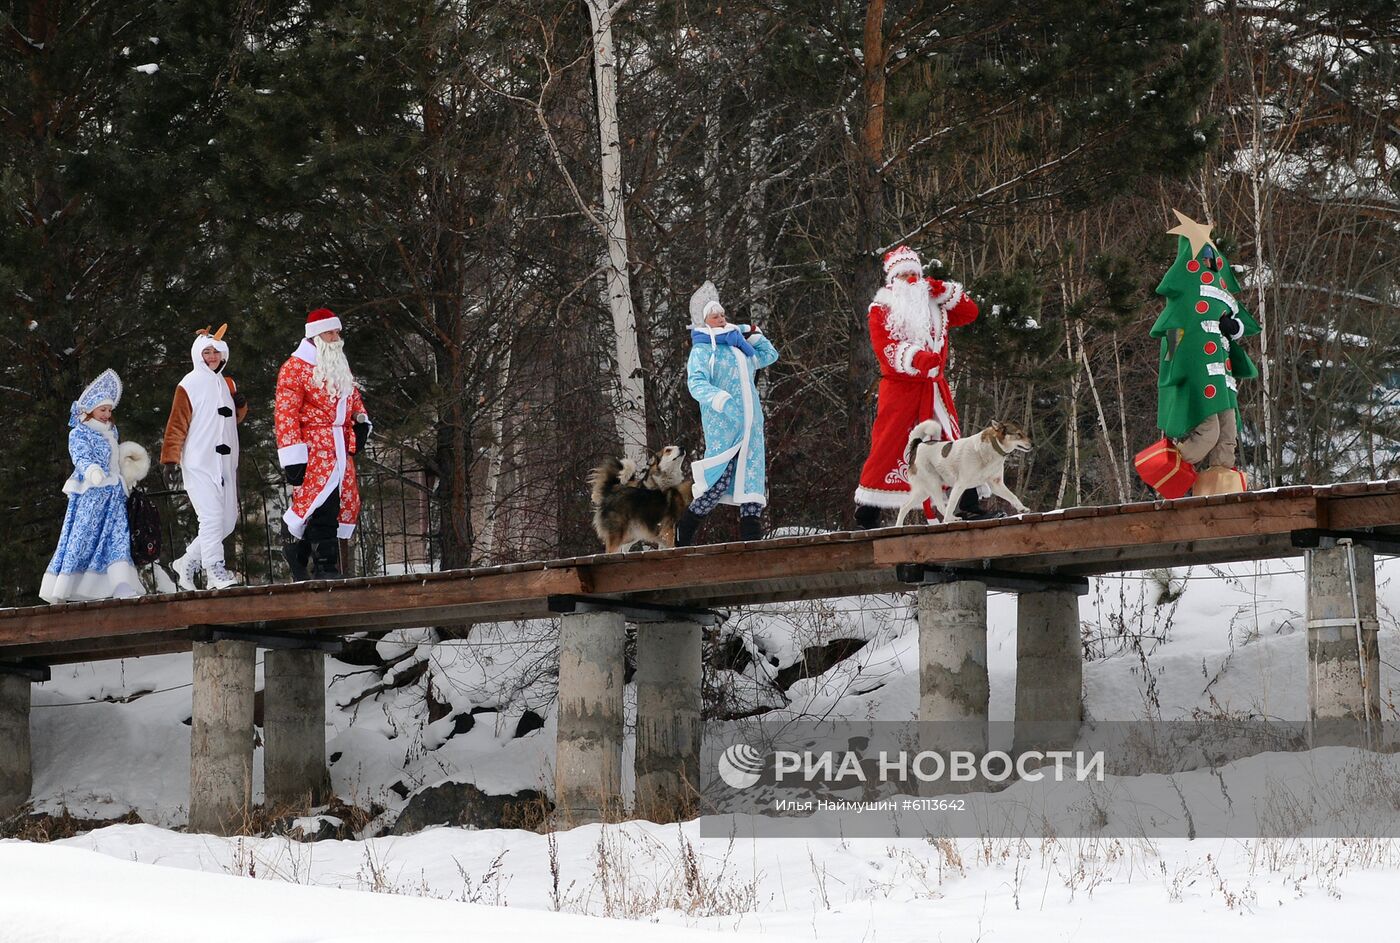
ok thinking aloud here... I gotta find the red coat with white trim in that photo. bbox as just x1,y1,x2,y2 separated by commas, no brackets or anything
870,278,978,381
274,340,369,538
855,277,979,510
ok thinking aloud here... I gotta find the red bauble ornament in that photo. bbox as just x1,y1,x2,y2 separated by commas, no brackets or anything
1201,272,1215,284
1204,384,1217,399
1204,341,1218,355
1195,301,1210,314
1187,260,1201,273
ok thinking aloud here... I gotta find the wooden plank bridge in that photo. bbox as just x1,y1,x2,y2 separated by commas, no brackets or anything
3,479,1398,831
4,480,1400,664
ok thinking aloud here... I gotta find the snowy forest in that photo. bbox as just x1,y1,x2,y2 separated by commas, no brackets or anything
4,0,1399,603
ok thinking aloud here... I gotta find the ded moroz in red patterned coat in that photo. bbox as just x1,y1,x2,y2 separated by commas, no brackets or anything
854,276,979,510
274,339,369,538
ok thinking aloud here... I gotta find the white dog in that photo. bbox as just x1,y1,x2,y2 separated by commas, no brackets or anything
895,420,1033,525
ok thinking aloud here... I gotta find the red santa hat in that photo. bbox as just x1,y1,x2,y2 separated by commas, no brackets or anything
305,307,343,338
882,246,923,282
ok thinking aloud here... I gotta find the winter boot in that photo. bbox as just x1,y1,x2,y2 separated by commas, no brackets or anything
675,510,705,548
280,525,311,582
853,504,881,530
310,539,344,579
171,550,200,592
1192,466,1247,497
955,489,1003,522
738,514,764,542
206,562,242,590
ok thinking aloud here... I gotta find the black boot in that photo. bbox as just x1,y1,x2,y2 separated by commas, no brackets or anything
676,510,704,548
738,514,764,542
853,504,881,530
280,525,311,582
956,489,1003,522
310,539,343,579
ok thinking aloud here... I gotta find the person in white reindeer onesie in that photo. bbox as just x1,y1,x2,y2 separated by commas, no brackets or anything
161,325,247,590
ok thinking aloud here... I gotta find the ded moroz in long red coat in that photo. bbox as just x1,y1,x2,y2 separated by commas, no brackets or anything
274,339,369,538
854,276,979,509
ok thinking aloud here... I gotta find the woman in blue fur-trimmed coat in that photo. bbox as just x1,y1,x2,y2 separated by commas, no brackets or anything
679,281,779,546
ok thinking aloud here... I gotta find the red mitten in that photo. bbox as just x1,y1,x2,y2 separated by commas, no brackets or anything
945,294,979,328
912,349,943,373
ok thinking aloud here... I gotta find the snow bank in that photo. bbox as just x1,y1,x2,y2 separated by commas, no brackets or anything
0,840,780,942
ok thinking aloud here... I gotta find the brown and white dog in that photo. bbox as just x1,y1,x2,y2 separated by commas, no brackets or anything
896,420,1033,525
589,445,693,552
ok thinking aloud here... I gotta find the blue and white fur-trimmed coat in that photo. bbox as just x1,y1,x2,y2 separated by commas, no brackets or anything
40,420,144,603
687,325,779,506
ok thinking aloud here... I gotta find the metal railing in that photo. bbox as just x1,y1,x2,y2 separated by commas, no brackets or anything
143,448,439,588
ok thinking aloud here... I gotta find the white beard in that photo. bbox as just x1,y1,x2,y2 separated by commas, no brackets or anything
883,277,942,349
312,338,355,400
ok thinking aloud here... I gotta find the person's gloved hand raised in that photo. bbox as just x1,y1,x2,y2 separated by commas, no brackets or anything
912,349,944,376
1219,312,1244,341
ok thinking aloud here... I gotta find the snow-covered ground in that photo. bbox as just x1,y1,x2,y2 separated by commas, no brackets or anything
0,840,785,942
6,559,1400,940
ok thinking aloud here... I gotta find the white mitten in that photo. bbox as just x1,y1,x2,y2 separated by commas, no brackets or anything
84,464,105,486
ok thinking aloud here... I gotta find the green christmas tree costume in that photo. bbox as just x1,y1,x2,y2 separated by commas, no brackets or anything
1150,232,1260,449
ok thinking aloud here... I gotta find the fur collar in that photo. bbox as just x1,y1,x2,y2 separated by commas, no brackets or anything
292,338,318,366
81,417,117,444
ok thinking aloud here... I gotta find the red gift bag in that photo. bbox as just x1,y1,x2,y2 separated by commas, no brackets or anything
1134,438,1197,499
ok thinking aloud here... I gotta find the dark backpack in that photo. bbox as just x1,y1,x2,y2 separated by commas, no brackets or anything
127,487,162,566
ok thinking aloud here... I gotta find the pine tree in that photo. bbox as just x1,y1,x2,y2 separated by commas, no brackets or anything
1,0,262,602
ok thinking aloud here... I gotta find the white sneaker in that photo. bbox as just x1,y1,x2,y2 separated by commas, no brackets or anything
172,551,200,591
206,563,242,590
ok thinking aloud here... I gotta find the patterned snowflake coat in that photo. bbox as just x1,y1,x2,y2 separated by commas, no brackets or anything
274,340,369,538
687,327,780,506
855,278,979,509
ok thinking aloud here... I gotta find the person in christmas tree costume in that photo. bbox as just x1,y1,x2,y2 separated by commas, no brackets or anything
853,245,981,527
1151,211,1260,494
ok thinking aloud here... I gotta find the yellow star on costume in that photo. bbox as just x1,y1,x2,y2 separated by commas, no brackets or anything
1166,209,1218,258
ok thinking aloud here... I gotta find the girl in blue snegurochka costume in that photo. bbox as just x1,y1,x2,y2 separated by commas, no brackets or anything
679,281,780,547
40,369,150,604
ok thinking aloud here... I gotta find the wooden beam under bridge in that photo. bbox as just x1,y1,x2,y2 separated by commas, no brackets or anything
5,480,1400,664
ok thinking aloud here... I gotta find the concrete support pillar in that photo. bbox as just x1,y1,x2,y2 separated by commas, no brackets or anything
1013,590,1083,757
189,639,256,835
634,621,702,823
918,582,989,782
263,649,330,810
554,610,625,823
1307,543,1381,747
0,674,32,817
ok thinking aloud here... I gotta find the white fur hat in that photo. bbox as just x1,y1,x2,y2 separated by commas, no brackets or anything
688,281,724,327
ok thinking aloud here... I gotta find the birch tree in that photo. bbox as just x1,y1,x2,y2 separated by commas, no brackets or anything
583,0,648,458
